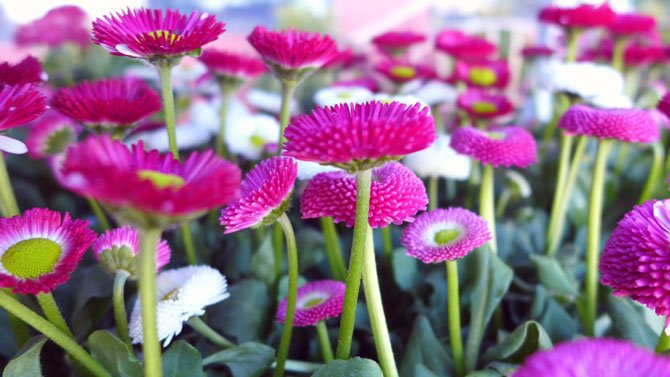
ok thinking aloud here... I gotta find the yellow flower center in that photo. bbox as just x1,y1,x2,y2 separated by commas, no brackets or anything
250,134,266,148
147,30,182,45
162,288,181,301
390,65,417,79
2,238,62,279
471,101,498,114
434,229,460,245
138,170,185,190
468,68,498,86
302,296,326,309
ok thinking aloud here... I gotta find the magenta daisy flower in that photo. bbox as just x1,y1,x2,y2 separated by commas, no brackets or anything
277,280,345,327
558,104,658,144
93,226,171,277
435,29,497,62
51,77,161,136
15,6,90,48
284,101,435,172
538,3,616,29
451,126,538,168
199,49,267,82
92,8,225,63
658,93,670,119
0,208,96,295
26,112,79,159
454,60,510,89
322,48,358,70
375,61,434,84
512,338,670,377
401,208,490,264
62,135,242,228
220,156,297,234
608,12,656,37
301,162,427,228
0,56,45,86
0,84,48,154
457,90,514,120
521,45,554,59
372,30,426,49
625,44,666,67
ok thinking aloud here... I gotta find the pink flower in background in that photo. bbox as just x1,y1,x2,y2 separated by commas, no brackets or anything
453,60,509,89
372,30,426,49
276,280,345,327
521,45,554,59
26,112,79,159
0,56,45,86
248,26,338,71
558,104,658,143
15,6,90,48
322,48,360,70
658,93,670,119
333,78,379,92
435,29,497,62
93,226,171,276
624,44,666,67
457,90,514,120
538,3,616,29
375,60,434,84
199,49,267,81
451,126,538,168
0,84,48,154
608,13,657,37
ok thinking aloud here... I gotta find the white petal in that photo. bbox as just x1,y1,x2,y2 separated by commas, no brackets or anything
0,135,27,154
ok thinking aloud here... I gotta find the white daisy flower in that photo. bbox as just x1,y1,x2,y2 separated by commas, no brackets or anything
225,113,280,160
129,265,229,347
0,135,28,154
402,134,471,180
367,93,429,110
538,60,624,101
587,93,634,109
313,86,373,107
406,80,457,106
247,89,298,115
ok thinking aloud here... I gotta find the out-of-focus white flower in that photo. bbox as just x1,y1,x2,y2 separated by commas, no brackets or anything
314,86,373,107
505,170,531,198
129,266,229,347
587,93,634,109
538,60,624,101
407,80,457,106
402,134,471,180
125,58,208,93
226,113,280,160
367,93,429,110
247,89,298,115
0,135,27,154
294,158,343,180
534,89,554,123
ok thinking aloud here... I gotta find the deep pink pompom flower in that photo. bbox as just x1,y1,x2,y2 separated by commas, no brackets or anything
199,49,267,81
0,56,44,86
301,162,427,228
401,208,490,263
0,84,48,132
521,45,554,58
538,3,616,29
608,13,657,37
453,60,509,89
558,104,658,143
375,61,434,84
457,89,514,120
220,156,297,234
451,126,538,168
15,6,90,48
62,135,242,227
93,226,171,277
372,30,426,49
247,26,337,72
0,208,96,295
512,338,670,377
284,101,435,172
26,112,79,159
435,29,497,62
276,280,345,327
92,8,225,61
51,78,161,134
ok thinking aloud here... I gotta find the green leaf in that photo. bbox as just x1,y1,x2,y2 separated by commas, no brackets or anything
312,358,383,377
530,255,578,297
296,227,327,272
466,371,503,377
392,248,419,292
606,295,657,348
162,341,206,377
3,337,46,377
482,321,552,364
463,247,514,372
414,364,439,377
400,315,452,377
0,309,18,358
250,234,275,285
208,279,270,343
539,299,577,342
202,342,274,377
88,330,143,377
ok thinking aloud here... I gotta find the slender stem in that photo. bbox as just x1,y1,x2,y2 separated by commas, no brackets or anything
584,139,613,336
362,227,398,377
0,290,110,377
656,330,670,353
638,142,664,204
479,164,496,253
381,226,393,264
157,64,178,159
611,37,627,72
113,270,131,348
613,144,629,176
319,217,347,281
446,260,465,377
546,135,587,256
216,89,233,158
0,153,19,216
181,223,197,265
278,81,297,151
565,29,581,63
273,224,284,283
138,227,163,377
274,213,299,377
431,105,445,134
37,293,73,338
187,316,235,348
495,190,511,220
428,176,438,210
86,197,110,231
336,169,373,359
316,321,334,363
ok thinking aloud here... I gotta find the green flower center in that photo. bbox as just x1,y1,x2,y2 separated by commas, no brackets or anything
138,170,185,189
434,229,460,245
302,296,326,309
147,30,182,45
2,238,62,279
468,68,497,86
471,101,497,114
250,134,266,148
45,127,76,155
162,288,181,301
487,131,506,140
337,93,353,99
390,65,417,79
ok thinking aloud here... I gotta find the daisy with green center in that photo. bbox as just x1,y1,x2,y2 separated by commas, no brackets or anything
26,113,79,160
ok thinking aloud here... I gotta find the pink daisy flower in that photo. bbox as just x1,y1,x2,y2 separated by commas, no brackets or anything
521,45,554,59
435,29,497,62
26,112,79,159
15,6,90,48
512,338,670,377
93,226,171,277
0,84,48,154
0,56,45,86
92,8,225,62
51,78,161,135
457,90,514,120
198,49,267,82
372,30,426,49
220,156,297,234
276,280,345,327
322,48,360,70
401,208,490,264
625,44,666,67
375,60,434,84
608,13,657,37
0,208,96,295
538,3,616,29
558,104,658,143
300,162,428,228
284,101,435,172
450,126,538,168
453,60,510,89
658,93,670,119
62,135,242,228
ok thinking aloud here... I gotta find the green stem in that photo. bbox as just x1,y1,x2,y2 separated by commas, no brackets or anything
37,293,73,338
381,226,393,264
428,176,438,210
613,144,629,176
138,227,163,377
362,227,398,377
565,29,581,63
216,88,233,158
546,135,587,256
274,214,299,377
638,142,664,204
431,105,445,134
656,330,670,353
479,164,496,253
0,153,19,216
187,316,235,348
584,139,613,336
87,197,110,231
278,81,297,151
113,270,131,348
319,217,347,281
157,63,178,160
495,190,511,220
446,260,465,377
316,321,334,363
181,223,197,265
273,224,284,283
0,290,110,377
336,169,373,359
611,37,627,73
